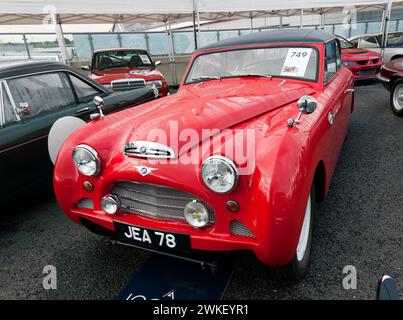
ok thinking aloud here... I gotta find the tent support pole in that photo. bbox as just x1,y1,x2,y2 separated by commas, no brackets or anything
52,14,68,64
192,0,198,50
196,2,201,46
300,9,304,29
22,33,31,60
250,12,253,31
165,21,177,86
381,0,393,61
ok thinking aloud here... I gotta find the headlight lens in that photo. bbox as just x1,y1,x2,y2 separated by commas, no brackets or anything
343,61,355,66
184,200,209,228
146,80,163,89
201,156,238,194
72,144,101,176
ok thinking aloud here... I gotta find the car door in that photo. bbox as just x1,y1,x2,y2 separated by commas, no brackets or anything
0,72,80,198
321,40,353,177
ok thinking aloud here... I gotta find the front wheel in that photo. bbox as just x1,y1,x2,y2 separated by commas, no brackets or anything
271,186,315,281
390,80,403,117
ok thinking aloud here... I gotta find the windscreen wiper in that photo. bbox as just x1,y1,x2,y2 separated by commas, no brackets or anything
236,73,272,79
192,76,221,83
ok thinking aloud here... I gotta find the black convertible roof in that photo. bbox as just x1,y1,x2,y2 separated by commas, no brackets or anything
0,61,76,80
0,60,106,92
199,29,335,51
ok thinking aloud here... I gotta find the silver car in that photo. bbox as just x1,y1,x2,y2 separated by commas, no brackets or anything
349,32,403,62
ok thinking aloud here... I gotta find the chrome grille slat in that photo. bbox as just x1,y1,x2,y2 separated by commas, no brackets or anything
111,79,146,91
118,195,185,210
117,185,191,200
112,181,215,223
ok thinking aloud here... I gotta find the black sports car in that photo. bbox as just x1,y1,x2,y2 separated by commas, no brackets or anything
0,61,157,202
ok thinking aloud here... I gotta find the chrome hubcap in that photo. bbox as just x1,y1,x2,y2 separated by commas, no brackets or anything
296,193,311,262
393,84,403,111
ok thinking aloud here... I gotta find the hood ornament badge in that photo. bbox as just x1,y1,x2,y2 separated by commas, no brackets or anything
124,141,175,159
134,166,157,176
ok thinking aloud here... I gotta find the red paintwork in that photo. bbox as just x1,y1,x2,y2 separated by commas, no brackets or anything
341,48,382,80
88,49,168,97
54,41,354,267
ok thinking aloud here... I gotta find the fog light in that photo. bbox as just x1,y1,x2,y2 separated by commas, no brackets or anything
101,194,120,215
184,200,209,228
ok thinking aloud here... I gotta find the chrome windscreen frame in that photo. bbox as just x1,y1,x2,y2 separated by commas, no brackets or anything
0,80,20,127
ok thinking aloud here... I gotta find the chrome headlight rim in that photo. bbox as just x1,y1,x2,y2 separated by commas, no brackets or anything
201,155,239,194
72,144,101,177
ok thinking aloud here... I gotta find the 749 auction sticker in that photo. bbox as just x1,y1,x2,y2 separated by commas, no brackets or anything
281,48,313,78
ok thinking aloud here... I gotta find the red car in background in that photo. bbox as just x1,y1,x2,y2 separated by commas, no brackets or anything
82,48,169,97
337,36,382,80
53,30,354,281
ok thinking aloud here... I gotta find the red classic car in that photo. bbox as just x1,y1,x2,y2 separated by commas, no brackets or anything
53,30,354,280
337,36,382,80
376,58,403,116
82,48,169,97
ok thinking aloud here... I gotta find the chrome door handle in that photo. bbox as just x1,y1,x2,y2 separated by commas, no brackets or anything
345,88,355,93
75,106,91,114
328,111,335,125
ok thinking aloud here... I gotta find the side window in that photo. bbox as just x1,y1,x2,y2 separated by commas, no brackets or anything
69,74,102,102
359,36,379,48
324,41,337,82
0,82,18,126
7,72,76,119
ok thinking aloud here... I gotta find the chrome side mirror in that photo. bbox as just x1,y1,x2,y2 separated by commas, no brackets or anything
90,96,105,120
297,96,317,114
81,65,90,71
154,60,161,66
287,95,318,127
16,102,31,115
377,275,399,300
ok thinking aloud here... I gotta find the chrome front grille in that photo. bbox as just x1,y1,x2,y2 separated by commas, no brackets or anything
230,220,255,238
112,181,214,223
111,78,146,91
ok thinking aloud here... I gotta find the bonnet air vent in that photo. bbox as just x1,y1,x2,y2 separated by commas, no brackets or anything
230,220,255,238
124,141,175,159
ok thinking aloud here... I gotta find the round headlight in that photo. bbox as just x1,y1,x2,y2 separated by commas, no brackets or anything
72,144,101,176
101,194,120,215
184,200,209,228
201,156,238,194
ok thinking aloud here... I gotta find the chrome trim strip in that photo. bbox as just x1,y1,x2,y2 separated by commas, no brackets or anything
376,74,390,83
0,134,48,154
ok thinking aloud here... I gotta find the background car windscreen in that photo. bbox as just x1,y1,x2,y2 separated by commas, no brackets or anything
93,50,153,70
186,46,318,82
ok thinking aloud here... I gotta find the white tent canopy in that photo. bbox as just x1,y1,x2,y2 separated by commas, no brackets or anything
0,0,400,24
0,0,397,64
